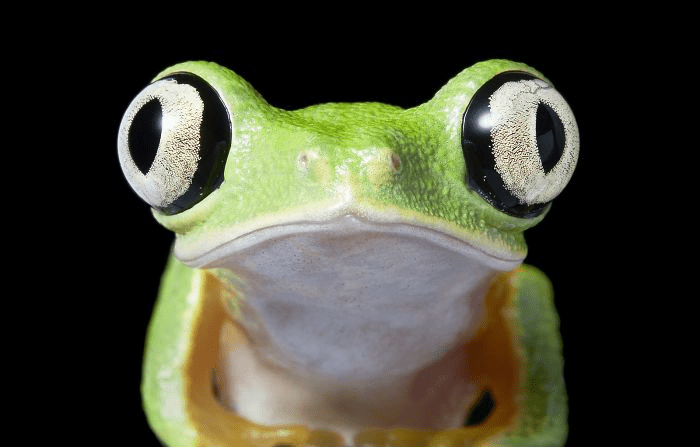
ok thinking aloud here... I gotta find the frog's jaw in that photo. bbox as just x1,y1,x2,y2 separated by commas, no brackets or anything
181,214,521,440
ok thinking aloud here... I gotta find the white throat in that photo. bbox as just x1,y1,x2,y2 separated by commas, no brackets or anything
195,215,521,439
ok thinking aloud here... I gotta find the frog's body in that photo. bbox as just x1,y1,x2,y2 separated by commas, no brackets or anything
143,258,565,447
119,60,578,446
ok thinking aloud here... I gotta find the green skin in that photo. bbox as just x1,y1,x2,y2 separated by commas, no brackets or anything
127,60,570,446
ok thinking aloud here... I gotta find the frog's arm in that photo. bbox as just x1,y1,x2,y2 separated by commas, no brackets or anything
140,253,201,446
494,264,568,446
141,254,322,447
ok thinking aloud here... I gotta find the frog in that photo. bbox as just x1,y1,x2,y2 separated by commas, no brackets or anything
117,59,578,447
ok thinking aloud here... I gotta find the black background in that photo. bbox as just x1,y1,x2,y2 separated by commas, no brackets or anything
43,16,647,447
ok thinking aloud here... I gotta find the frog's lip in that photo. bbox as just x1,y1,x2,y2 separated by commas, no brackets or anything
175,213,524,271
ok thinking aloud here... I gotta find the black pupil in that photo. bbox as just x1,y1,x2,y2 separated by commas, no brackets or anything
535,102,565,173
129,98,162,174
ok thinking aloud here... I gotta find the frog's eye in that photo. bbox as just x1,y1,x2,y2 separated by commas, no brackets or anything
118,72,231,215
461,71,578,218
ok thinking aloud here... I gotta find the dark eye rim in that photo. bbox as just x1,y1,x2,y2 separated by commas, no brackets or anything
462,142,550,218
154,72,232,215
461,70,552,219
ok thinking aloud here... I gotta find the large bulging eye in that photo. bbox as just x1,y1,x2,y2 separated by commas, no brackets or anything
461,71,578,218
118,72,231,215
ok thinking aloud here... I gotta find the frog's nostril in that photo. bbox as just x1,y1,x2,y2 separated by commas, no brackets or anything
297,150,334,189
363,148,402,190
391,152,402,173
297,151,313,171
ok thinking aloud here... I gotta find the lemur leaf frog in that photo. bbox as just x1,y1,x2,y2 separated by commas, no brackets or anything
118,59,578,447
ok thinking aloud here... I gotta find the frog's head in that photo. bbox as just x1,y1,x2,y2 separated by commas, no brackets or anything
118,59,578,268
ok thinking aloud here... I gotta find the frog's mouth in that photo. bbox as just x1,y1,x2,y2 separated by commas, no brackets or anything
178,213,524,270
175,214,524,442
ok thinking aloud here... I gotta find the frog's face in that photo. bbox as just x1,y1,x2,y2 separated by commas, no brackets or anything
118,59,578,266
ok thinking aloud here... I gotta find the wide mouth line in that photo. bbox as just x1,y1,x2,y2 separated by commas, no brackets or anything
178,213,523,270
